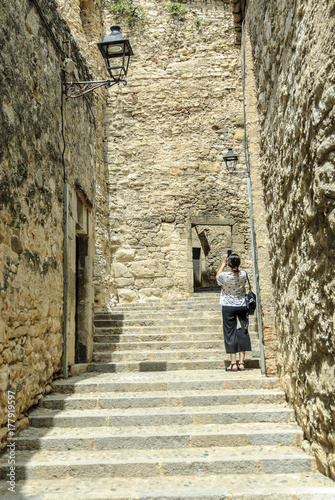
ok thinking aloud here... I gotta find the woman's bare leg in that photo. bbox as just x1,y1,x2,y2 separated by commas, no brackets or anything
238,351,245,370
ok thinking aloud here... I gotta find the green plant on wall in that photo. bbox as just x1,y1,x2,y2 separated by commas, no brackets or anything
165,2,187,19
105,0,145,25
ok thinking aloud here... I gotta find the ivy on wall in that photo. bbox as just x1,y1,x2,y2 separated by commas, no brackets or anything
165,2,187,20
104,0,145,25
104,0,205,29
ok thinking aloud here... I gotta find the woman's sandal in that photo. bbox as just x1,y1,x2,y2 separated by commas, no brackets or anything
238,362,245,371
226,363,238,372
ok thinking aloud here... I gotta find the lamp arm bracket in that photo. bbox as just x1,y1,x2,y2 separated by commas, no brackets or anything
62,79,127,99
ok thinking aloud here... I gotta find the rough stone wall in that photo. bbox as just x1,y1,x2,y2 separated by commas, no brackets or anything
246,0,335,478
0,0,96,448
104,0,253,305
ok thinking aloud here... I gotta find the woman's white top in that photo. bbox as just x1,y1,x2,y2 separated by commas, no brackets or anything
217,270,247,307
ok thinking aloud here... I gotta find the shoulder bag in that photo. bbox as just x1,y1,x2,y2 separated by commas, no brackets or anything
245,271,257,315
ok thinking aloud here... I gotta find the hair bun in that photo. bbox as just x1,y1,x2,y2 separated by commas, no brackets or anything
228,253,241,273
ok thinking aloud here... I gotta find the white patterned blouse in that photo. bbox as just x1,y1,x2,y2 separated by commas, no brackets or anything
217,270,247,307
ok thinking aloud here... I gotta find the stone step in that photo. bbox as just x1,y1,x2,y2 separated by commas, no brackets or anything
94,316,257,330
1,473,334,499
0,446,315,480
99,300,220,306
95,310,257,323
94,318,223,327
94,327,226,336
94,339,226,351
43,389,284,411
92,349,260,363
95,309,222,320
94,328,259,345
95,325,223,334
87,358,260,373
94,323,223,332
28,404,294,428
93,338,260,349
51,370,279,394
96,296,221,311
94,312,257,323
94,335,259,350
93,331,259,343
94,316,256,326
15,422,303,451
98,305,222,316
94,323,256,332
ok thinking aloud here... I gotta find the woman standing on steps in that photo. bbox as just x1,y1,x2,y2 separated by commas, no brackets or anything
216,251,251,371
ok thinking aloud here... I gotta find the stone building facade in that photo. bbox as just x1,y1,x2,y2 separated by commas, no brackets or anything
104,0,253,306
0,0,96,447
245,0,335,480
57,0,118,310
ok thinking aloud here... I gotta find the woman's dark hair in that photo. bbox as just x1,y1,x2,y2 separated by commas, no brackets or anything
227,253,240,273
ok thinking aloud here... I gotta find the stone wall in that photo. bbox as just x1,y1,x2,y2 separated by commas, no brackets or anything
246,0,335,478
103,0,254,305
0,0,96,448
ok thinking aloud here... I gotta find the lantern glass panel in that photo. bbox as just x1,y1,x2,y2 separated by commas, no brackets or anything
108,44,123,54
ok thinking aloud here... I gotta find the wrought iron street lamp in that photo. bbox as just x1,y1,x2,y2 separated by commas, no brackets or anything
63,26,134,99
223,148,238,173
97,26,133,83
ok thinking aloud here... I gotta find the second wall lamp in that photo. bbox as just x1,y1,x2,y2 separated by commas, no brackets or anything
63,26,134,99
223,148,238,173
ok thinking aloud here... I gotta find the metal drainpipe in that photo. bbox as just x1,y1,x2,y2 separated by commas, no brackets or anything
63,183,69,379
242,20,266,375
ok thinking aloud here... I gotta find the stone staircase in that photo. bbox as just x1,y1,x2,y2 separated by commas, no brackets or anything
90,293,260,373
1,294,335,499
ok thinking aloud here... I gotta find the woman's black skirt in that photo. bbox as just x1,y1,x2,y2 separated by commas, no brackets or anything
222,305,252,353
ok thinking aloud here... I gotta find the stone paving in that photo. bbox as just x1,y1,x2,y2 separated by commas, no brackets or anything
1,296,335,498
